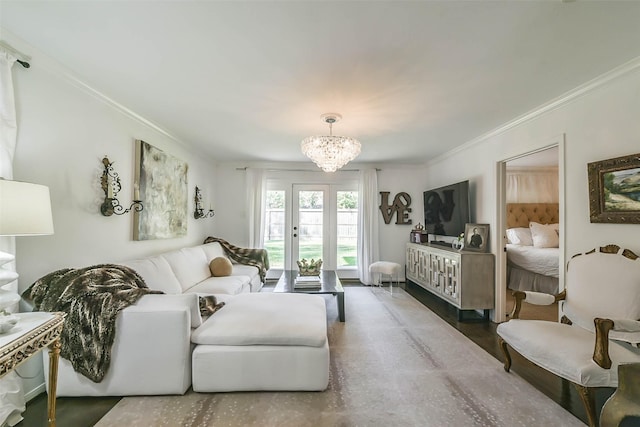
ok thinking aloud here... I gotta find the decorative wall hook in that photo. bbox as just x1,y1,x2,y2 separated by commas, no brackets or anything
194,186,214,219
100,156,143,216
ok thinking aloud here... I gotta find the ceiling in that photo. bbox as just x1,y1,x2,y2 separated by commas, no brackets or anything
2,1,640,167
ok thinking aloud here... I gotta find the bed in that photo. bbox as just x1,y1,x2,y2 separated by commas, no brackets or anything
506,203,560,295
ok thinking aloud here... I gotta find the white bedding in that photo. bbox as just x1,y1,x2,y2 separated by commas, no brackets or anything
506,244,560,278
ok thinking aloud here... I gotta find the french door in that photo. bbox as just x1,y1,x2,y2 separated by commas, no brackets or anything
292,185,329,270
264,182,358,280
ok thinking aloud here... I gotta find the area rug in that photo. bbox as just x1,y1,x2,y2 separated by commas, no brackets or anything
95,287,583,426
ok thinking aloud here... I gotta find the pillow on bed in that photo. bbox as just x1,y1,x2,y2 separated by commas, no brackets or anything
529,222,559,248
506,227,533,246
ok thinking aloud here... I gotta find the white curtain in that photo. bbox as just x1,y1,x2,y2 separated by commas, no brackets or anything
0,47,26,427
506,168,559,203
357,169,379,285
245,168,266,248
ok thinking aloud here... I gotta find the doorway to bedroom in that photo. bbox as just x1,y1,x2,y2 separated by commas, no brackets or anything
497,143,564,322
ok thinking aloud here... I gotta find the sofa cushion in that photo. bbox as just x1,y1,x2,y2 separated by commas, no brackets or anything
200,242,226,261
135,293,203,328
185,276,249,295
191,293,327,347
231,263,259,280
118,256,182,294
162,247,211,292
210,257,232,277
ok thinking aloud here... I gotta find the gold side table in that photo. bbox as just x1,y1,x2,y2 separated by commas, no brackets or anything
0,312,65,427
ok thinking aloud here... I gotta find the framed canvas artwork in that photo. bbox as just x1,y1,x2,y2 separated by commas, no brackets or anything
134,140,188,240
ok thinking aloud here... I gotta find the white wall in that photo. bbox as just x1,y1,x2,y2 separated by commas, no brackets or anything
214,163,426,274
7,36,219,293
425,60,640,320
376,166,427,269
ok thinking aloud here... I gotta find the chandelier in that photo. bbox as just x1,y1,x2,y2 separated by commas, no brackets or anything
301,113,361,172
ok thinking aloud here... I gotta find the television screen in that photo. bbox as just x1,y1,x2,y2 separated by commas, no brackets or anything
423,180,470,238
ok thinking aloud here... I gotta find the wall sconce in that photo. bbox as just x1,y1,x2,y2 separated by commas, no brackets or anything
194,186,214,219
100,156,143,216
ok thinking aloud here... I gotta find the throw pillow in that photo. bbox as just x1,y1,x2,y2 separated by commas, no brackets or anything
209,257,233,277
506,227,533,246
199,295,225,317
529,221,559,248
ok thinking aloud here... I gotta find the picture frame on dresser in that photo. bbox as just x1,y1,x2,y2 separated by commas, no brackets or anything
587,152,640,224
464,223,489,252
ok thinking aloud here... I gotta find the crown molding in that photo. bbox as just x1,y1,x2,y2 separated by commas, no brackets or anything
1,28,185,148
428,55,640,166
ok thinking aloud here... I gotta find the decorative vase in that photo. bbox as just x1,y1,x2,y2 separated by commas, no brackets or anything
599,363,640,427
452,240,464,251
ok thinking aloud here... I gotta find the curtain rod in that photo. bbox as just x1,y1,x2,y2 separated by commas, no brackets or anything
0,41,31,68
235,167,381,172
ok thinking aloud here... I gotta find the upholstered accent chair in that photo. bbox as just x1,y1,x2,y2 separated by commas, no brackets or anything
497,245,640,427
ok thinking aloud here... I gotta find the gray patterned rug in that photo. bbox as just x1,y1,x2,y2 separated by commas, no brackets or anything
95,287,583,426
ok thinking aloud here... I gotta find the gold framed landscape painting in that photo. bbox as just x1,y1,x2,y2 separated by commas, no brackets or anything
588,152,640,223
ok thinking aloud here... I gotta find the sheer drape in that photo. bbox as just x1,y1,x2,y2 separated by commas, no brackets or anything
246,168,266,248
357,169,379,285
506,168,558,203
0,47,25,427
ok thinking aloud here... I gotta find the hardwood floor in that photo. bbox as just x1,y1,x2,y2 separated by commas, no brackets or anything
19,282,622,426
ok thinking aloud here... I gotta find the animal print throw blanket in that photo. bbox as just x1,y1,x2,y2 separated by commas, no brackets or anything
203,236,270,283
25,264,162,383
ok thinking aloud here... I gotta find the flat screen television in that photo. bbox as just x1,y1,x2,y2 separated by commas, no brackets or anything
423,180,470,239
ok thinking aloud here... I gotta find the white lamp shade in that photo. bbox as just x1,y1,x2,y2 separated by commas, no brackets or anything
0,180,54,236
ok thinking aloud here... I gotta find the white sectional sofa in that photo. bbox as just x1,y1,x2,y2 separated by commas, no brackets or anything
123,242,264,296
44,241,329,396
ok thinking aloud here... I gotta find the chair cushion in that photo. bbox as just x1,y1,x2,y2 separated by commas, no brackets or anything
209,257,232,277
497,319,640,387
191,293,327,347
566,251,640,325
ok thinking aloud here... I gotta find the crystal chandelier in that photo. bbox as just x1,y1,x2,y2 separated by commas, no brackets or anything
301,113,361,172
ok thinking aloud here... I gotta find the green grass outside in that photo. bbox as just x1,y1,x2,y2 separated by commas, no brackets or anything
264,240,356,268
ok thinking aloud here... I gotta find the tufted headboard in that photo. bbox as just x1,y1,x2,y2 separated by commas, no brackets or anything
506,203,559,228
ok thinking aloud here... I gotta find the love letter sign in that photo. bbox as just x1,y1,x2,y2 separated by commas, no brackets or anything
379,192,412,225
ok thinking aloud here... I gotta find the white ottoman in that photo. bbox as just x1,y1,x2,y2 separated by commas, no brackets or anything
369,261,401,293
191,292,329,392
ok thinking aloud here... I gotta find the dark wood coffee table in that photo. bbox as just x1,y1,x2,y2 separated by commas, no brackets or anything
274,270,345,322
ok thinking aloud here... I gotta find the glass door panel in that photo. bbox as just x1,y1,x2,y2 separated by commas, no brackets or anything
336,190,357,268
293,187,325,267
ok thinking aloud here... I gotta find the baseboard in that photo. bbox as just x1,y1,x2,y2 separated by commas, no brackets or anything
24,382,45,402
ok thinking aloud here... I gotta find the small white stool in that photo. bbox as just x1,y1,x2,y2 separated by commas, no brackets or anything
369,261,401,294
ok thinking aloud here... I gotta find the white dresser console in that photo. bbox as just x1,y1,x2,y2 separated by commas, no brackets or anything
406,243,495,320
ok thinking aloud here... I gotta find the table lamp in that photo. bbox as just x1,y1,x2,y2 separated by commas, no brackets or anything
0,179,54,314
